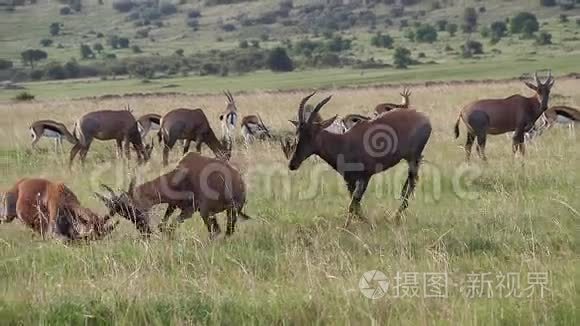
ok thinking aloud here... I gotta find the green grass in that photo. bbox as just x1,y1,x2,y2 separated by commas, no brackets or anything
0,82,578,324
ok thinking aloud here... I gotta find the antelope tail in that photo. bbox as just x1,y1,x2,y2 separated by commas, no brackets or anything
74,121,85,146
454,115,461,139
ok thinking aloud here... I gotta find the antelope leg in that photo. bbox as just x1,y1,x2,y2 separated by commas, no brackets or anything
345,177,370,227
465,133,475,162
396,159,420,223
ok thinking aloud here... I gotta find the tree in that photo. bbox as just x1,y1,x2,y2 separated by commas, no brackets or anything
80,44,94,59
109,35,119,49
64,59,80,78
510,12,539,35
539,0,557,6
239,40,249,48
267,47,294,72
0,59,13,70
436,19,448,31
370,32,394,48
393,47,412,69
93,42,104,53
118,37,130,48
536,31,552,45
40,39,53,47
44,61,67,80
522,20,539,38
462,7,478,34
21,49,48,68
490,21,507,42
461,40,483,57
175,49,184,56
446,23,458,37
131,45,142,53
112,0,134,13
49,22,61,36
415,24,438,43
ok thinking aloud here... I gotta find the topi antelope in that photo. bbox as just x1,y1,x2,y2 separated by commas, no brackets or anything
218,90,238,142
527,105,580,139
70,110,153,168
137,113,161,139
159,108,232,166
289,104,346,134
241,114,272,144
287,92,432,226
29,120,77,152
374,88,412,115
96,152,251,238
1,178,118,241
454,71,555,161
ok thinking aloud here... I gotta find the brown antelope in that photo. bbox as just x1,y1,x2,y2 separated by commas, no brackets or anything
70,110,153,168
1,178,118,241
29,120,77,152
137,113,161,139
527,105,580,139
96,152,251,238
241,114,272,144
454,71,555,161
374,88,411,115
287,92,432,226
159,108,231,166
218,90,238,142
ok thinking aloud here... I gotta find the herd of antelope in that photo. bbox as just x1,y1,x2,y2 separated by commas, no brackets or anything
2,71,579,242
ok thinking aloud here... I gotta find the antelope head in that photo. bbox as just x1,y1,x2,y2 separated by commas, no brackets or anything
223,90,237,112
288,92,336,170
523,70,555,112
94,179,152,236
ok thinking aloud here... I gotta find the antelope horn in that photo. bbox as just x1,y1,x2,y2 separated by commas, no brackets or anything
99,184,116,198
308,95,332,125
533,71,539,85
228,90,235,103
223,90,231,103
257,114,272,137
94,192,111,204
298,91,317,123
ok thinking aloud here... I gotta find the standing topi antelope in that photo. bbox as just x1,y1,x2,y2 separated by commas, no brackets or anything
96,152,251,239
241,114,272,144
454,71,555,161
29,120,77,152
374,88,412,115
1,178,118,241
286,92,432,226
527,105,580,139
218,90,239,142
159,108,232,166
70,109,153,168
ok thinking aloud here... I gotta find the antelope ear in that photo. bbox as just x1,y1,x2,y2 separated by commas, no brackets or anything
288,120,299,127
524,81,537,91
317,115,338,129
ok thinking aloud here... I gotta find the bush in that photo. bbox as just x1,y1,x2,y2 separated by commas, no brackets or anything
187,18,199,30
510,12,539,34
221,23,236,32
446,23,458,36
539,0,556,6
370,32,393,48
49,22,61,36
40,39,53,47
239,40,249,48
60,6,71,15
21,49,48,68
267,47,294,72
577,18,580,26
536,31,552,45
112,0,134,13
251,40,260,48
160,3,177,16
44,61,67,79
80,44,94,59
64,59,80,78
118,37,130,48
132,45,142,53
560,14,569,23
490,21,507,41
175,49,184,56
393,47,412,69
415,24,438,43
463,7,478,33
0,59,13,70
461,40,484,57
404,29,415,41
93,43,104,53
436,19,448,31
199,62,221,76
13,91,35,101
188,9,201,18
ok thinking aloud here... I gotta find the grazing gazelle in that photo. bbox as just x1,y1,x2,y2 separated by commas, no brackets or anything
137,113,161,139
374,88,412,115
29,120,77,152
527,105,580,139
286,92,432,226
1,178,118,241
218,90,238,142
241,114,272,144
159,108,231,166
70,110,153,168
454,71,554,161
96,152,251,239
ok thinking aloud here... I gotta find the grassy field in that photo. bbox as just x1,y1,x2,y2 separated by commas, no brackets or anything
0,80,578,324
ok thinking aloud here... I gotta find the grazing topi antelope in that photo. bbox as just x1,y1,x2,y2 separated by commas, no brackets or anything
159,108,232,166
286,92,432,226
1,178,118,241
70,109,153,168
96,152,251,238
454,71,555,161
374,88,412,115
241,114,272,144
29,120,77,152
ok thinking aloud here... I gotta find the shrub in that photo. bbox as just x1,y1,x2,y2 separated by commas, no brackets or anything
21,49,48,68
112,0,134,13
93,43,104,53
13,92,35,101
510,12,539,34
239,40,249,48
44,61,67,79
80,44,94,59
436,19,448,31
118,37,130,48
463,7,478,33
560,2,575,10
577,18,580,26
64,59,80,78
40,39,53,47
393,47,412,69
560,14,569,23
187,18,199,30
370,32,393,48
136,28,150,38
160,3,177,16
0,59,13,70
415,24,438,43
49,22,61,36
60,6,71,15
539,0,556,6
132,45,142,53
221,23,236,32
490,21,507,41
404,29,415,41
175,49,184,56
536,31,552,45
461,40,484,57
267,47,294,72
446,23,458,36
109,35,119,49
199,62,221,76
188,9,201,18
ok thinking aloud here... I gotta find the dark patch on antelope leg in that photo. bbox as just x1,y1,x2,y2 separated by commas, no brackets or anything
396,159,420,223
69,143,82,168
115,139,123,158
512,126,526,157
465,133,475,162
475,132,488,162
345,177,370,227
183,139,191,155
226,209,237,236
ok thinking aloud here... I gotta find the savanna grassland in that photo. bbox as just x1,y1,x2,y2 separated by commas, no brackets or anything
0,80,579,324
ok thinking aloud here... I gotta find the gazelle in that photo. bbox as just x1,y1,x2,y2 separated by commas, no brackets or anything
342,114,371,131
286,92,432,226
454,71,554,161
374,88,412,115
1,178,118,241
218,90,238,142
137,113,161,139
241,114,272,144
159,108,231,166
527,105,580,139
29,120,77,152
96,152,251,238
70,110,153,168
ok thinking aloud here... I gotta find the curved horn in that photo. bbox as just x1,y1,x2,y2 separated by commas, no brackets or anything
257,114,272,138
533,71,540,85
227,90,235,103
100,184,116,198
298,91,317,123
94,192,111,205
308,96,332,124
223,90,231,103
